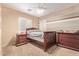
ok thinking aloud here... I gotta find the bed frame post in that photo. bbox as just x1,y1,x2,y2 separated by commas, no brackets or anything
43,31,56,51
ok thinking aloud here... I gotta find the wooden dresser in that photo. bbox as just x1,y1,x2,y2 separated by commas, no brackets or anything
16,34,27,46
57,32,79,51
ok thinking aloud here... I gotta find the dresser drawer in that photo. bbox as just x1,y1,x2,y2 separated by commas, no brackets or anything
59,37,79,43
60,40,79,49
58,33,79,50
18,38,26,43
18,36,26,39
58,34,79,39
16,34,27,45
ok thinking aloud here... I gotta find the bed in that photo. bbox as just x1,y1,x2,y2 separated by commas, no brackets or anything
26,28,56,51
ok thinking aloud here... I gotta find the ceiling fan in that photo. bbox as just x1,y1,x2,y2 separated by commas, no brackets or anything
38,3,47,9
28,3,47,14
36,3,47,14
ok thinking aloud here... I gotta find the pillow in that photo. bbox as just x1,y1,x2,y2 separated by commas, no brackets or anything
27,30,40,34
29,32,43,37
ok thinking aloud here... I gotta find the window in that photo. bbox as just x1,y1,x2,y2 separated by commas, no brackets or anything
26,19,32,28
18,17,32,33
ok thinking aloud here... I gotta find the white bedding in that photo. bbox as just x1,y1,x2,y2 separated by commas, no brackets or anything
27,29,44,42
27,30,43,37
29,31,43,36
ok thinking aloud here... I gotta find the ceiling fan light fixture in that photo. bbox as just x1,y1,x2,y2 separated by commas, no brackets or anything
36,8,45,15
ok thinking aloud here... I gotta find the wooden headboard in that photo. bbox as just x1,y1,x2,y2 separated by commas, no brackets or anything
26,28,38,30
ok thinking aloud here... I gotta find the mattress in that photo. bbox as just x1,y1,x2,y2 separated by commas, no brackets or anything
27,30,43,37
27,29,44,42
27,35,44,42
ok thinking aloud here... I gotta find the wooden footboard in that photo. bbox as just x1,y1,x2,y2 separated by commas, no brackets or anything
44,31,56,51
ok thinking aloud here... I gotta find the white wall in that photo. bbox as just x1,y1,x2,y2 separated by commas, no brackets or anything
18,17,32,33
39,4,79,32
0,5,2,56
39,20,46,31
1,6,39,55
46,17,79,32
1,6,37,48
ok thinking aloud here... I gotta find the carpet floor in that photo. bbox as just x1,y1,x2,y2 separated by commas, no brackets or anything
2,43,79,56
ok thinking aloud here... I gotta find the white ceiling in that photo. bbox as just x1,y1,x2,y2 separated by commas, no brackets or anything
2,3,76,17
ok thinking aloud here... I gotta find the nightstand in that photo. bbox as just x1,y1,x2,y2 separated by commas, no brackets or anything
15,33,27,46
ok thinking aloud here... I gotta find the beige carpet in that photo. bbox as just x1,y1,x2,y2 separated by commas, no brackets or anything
2,43,79,56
